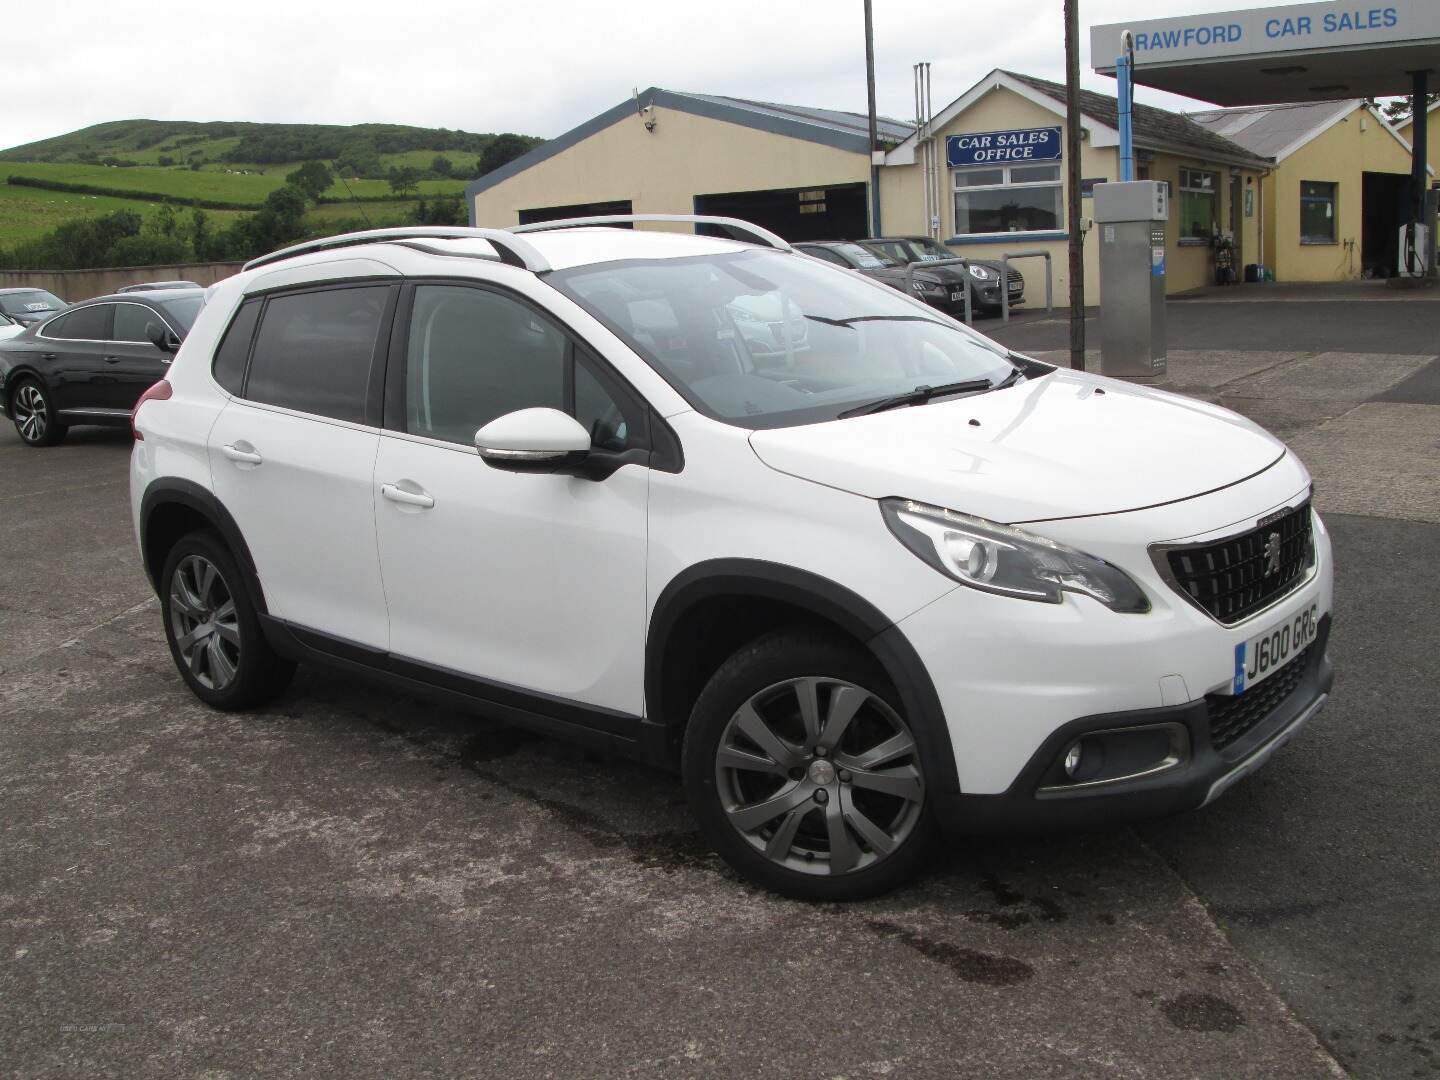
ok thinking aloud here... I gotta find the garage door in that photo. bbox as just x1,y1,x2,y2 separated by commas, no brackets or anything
693,184,868,243
518,200,633,227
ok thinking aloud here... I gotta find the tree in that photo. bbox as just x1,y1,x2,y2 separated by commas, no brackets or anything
429,155,453,177
1382,93,1439,124
186,209,213,262
335,139,382,179
285,161,334,202
412,195,465,226
477,133,536,176
387,165,422,197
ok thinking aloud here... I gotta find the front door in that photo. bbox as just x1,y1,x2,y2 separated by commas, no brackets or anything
107,301,175,410
373,282,650,718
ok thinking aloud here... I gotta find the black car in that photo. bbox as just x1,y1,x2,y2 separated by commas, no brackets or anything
0,288,204,446
117,280,203,293
0,287,68,327
861,236,1025,315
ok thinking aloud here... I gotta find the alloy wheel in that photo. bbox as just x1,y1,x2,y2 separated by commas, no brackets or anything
714,676,925,876
168,554,241,691
13,384,47,443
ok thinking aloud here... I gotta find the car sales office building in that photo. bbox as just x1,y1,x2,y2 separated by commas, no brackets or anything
468,77,1267,302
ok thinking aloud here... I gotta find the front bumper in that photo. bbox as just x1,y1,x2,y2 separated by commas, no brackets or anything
930,615,1332,833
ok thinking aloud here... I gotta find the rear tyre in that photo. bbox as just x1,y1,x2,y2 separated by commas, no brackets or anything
683,629,937,901
10,379,67,447
160,530,294,710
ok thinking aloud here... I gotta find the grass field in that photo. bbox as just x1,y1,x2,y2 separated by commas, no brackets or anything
0,185,248,246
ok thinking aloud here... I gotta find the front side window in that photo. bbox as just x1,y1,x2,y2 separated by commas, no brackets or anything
113,303,166,344
551,249,1017,429
154,295,204,333
1179,168,1218,243
1300,181,1337,244
952,164,1063,236
245,285,389,423
44,304,112,341
403,285,637,450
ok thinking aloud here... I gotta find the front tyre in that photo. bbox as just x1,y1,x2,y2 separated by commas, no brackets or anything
160,530,294,710
10,379,67,446
683,629,936,901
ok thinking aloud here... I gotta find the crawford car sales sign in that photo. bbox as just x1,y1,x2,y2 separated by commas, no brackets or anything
947,127,1062,168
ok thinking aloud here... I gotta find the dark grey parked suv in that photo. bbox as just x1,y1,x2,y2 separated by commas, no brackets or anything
862,237,1024,315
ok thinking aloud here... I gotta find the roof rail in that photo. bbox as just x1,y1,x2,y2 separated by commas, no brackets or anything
510,214,792,252
242,227,549,273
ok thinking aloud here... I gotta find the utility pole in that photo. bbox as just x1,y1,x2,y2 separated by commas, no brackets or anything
864,0,881,236
1064,0,1086,371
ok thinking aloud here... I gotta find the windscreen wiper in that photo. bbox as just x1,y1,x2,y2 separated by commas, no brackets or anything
837,378,995,418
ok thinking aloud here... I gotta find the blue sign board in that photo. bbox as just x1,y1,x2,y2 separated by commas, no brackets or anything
947,127,1062,168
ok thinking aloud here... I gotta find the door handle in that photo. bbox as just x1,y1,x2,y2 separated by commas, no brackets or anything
221,443,263,466
104,355,121,364
41,353,56,361
381,482,435,509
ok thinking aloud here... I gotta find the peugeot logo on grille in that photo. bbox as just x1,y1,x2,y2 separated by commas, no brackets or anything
1263,531,1282,577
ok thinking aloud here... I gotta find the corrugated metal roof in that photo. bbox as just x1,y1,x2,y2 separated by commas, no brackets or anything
680,93,914,146
1002,71,1271,166
1188,100,1358,161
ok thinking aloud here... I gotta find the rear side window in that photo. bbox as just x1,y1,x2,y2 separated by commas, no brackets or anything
245,286,388,423
45,304,113,340
212,299,261,395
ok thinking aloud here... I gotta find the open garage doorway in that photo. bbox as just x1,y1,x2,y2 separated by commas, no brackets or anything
1362,173,1409,278
518,199,633,227
693,183,868,243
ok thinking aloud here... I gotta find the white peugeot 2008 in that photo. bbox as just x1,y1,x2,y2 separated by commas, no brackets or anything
129,218,1333,900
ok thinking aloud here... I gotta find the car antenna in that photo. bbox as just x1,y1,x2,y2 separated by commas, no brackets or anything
335,169,371,226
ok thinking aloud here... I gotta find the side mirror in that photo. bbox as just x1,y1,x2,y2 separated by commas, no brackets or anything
474,407,590,472
146,322,181,354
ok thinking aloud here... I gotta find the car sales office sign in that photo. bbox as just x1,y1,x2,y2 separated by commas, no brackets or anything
947,127,1062,168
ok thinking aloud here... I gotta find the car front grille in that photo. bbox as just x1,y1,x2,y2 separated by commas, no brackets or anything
1006,269,1023,288
1205,643,1313,750
1157,502,1313,625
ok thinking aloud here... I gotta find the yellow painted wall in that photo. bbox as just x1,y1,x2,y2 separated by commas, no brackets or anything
879,85,1264,299
1263,105,1415,281
471,107,869,229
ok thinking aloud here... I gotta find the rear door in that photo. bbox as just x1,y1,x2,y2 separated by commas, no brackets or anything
208,282,396,649
106,302,175,409
37,304,114,411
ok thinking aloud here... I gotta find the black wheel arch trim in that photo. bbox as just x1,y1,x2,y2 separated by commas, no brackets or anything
646,558,961,795
139,478,268,615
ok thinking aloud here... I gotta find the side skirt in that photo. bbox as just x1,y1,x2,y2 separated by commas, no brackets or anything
259,615,671,767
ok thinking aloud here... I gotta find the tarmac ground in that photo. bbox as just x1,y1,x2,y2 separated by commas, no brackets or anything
2,287,1437,1078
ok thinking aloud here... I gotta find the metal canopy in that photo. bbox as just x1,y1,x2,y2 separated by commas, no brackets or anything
1092,0,1440,106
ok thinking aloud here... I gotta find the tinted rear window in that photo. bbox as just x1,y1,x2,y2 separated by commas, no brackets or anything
245,286,389,423
212,299,261,395
45,304,112,340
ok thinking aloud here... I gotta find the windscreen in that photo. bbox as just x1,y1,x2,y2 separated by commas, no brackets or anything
912,237,952,261
549,249,1015,428
0,290,64,315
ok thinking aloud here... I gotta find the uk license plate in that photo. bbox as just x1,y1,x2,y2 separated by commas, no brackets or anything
950,290,965,301
1008,281,1021,291
1232,601,1320,694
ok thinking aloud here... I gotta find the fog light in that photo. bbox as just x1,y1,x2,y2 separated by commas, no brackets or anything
1063,743,1083,777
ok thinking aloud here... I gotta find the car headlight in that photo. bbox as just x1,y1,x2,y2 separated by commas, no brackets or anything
881,499,1150,613
967,264,996,281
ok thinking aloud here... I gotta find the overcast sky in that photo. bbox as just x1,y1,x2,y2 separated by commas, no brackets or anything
2,1,1310,152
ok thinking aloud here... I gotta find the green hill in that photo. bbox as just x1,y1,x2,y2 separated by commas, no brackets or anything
0,118,538,169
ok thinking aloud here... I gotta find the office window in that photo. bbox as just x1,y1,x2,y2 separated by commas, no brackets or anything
1178,168,1218,243
952,164,1062,236
1300,181,1337,244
